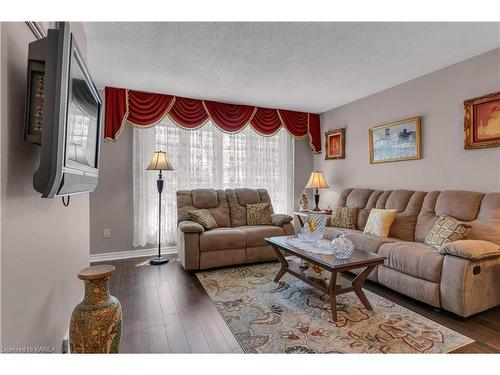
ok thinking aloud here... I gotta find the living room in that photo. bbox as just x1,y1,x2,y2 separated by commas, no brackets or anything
1,1,499,373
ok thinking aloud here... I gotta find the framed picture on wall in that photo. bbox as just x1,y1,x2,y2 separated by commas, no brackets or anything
324,128,345,160
369,117,421,163
464,91,500,150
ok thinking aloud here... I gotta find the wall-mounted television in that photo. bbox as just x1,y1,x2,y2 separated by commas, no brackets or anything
25,22,102,198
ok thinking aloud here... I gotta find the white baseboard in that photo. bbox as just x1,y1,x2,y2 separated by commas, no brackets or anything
90,246,178,263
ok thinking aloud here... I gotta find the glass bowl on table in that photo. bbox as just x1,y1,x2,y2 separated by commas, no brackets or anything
331,234,354,259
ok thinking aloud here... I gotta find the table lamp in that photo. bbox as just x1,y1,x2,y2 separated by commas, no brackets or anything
305,171,329,211
147,150,174,265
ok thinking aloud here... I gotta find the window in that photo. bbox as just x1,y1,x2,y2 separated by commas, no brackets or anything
133,116,294,247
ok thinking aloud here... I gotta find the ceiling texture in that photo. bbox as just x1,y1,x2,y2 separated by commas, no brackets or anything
83,22,500,113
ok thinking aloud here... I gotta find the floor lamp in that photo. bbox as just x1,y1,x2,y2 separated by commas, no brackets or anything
147,150,174,265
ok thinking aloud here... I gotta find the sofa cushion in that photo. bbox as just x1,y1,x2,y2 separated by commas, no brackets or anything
385,190,414,211
388,191,426,241
236,188,262,205
415,191,441,243
246,245,278,263
439,240,500,260
324,227,396,253
247,203,272,225
345,188,374,208
188,209,218,230
377,265,441,307
324,227,356,240
424,215,471,250
226,188,273,227
192,189,219,209
336,189,383,230
435,190,484,222
331,207,358,229
178,220,204,233
271,214,293,227
468,192,500,245
238,225,284,247
378,242,444,283
177,189,231,227
345,231,397,254
363,209,398,237
199,228,246,252
200,249,246,270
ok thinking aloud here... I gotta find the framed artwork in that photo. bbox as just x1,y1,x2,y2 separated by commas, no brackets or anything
369,117,421,164
464,91,500,150
324,128,345,160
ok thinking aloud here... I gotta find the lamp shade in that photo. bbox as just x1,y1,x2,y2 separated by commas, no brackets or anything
305,171,329,189
146,151,174,171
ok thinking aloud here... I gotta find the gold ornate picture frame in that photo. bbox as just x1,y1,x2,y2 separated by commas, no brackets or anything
464,91,500,150
324,128,345,160
369,117,421,164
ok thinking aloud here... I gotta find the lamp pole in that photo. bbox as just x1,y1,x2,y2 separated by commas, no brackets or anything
146,150,173,265
150,169,169,265
313,187,320,211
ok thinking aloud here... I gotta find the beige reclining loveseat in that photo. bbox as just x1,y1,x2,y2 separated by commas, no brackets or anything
177,188,294,271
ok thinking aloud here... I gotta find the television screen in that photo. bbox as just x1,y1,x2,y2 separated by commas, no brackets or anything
65,47,99,170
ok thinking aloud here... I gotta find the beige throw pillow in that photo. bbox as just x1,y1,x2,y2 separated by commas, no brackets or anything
331,207,359,229
425,216,471,250
188,209,218,230
363,208,398,237
247,203,272,225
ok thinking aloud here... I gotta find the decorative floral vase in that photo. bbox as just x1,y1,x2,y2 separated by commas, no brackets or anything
69,265,122,353
299,189,309,211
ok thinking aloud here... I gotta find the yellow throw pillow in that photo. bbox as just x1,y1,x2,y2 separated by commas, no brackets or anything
363,208,398,237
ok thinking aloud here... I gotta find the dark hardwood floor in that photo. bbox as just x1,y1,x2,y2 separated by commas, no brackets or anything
95,256,500,353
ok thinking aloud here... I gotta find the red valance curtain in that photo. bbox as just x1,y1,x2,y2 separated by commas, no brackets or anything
104,86,321,153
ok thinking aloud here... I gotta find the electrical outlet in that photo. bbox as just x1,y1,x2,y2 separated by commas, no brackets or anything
103,229,111,238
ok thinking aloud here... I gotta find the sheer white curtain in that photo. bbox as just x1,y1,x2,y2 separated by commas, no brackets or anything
133,117,295,247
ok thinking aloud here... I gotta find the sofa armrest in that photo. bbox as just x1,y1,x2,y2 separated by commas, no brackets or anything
439,240,500,260
271,213,293,227
178,220,205,234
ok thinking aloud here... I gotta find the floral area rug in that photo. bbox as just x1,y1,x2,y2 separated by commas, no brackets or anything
196,262,474,353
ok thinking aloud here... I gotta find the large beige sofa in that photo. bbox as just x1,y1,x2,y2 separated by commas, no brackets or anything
177,188,294,271
327,188,500,317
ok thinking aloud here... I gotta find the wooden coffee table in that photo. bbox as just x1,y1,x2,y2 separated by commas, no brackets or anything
265,235,386,322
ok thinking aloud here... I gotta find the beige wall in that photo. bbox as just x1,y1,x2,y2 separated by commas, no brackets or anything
293,137,314,210
0,22,90,352
90,126,135,254
89,126,313,254
314,48,500,208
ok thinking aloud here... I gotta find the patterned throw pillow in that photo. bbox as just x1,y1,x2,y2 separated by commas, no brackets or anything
331,207,359,229
425,216,471,250
247,203,272,225
188,209,218,230
363,208,398,237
